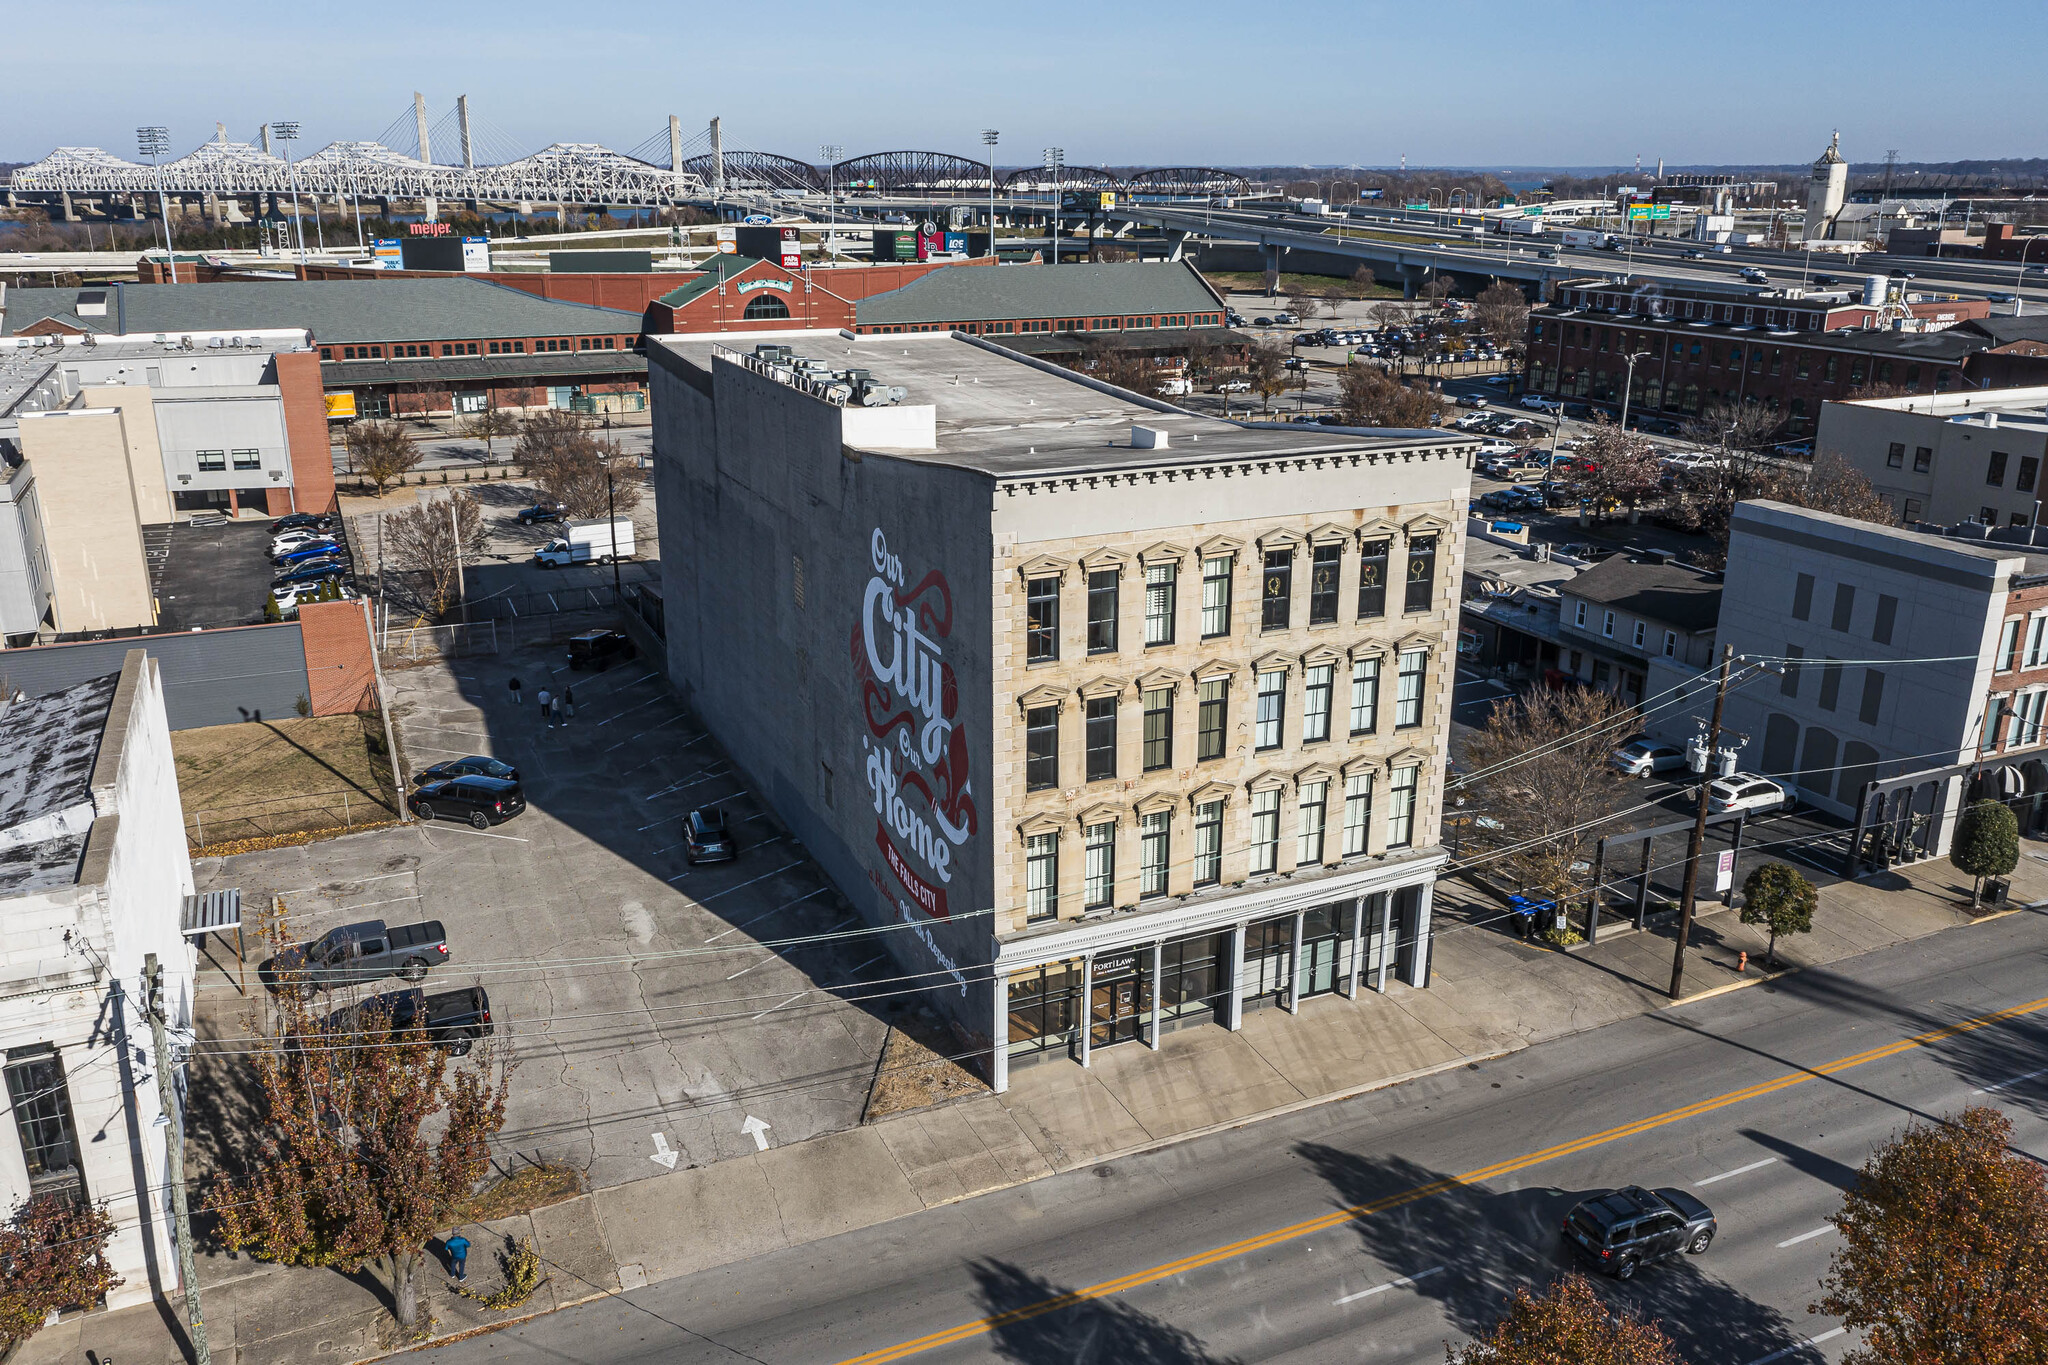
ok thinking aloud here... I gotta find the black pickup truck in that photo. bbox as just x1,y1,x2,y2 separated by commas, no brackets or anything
275,919,450,990
326,986,494,1056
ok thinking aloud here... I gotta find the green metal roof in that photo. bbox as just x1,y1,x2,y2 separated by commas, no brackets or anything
856,261,1223,327
0,278,644,344
654,256,778,310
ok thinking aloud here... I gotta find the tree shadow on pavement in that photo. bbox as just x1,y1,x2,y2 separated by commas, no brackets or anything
969,1259,1241,1365
1294,1143,1811,1363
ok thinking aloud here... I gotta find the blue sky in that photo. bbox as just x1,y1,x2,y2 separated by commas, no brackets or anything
10,1,2043,169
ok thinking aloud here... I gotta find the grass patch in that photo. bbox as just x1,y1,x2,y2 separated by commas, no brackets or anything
1202,270,1404,298
456,1164,585,1223
173,713,398,850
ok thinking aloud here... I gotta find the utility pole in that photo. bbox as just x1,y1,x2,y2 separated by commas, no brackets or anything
447,496,465,620
1670,645,1735,999
144,953,211,1365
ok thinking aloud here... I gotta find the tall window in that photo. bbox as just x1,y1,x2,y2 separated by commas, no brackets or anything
1357,540,1389,619
1197,677,1228,761
1387,766,1419,849
1250,790,1281,874
1025,706,1059,790
1309,544,1341,625
1084,822,1115,908
1193,801,1223,886
1351,655,1380,734
1026,834,1058,920
1201,555,1233,637
1343,772,1373,857
1145,562,1177,646
1026,577,1059,662
5,1049,83,1202
1404,535,1438,614
1143,687,1173,771
1303,663,1334,743
1395,649,1427,729
1085,696,1117,782
1255,670,1286,750
1297,781,1328,866
1086,570,1119,653
1262,549,1293,630
1140,811,1170,898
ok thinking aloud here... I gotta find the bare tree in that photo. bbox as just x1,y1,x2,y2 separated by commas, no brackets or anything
384,491,488,617
1369,300,1412,332
1246,342,1289,414
1338,363,1448,428
1421,275,1456,305
1181,331,1223,387
1463,687,1639,926
1080,339,1168,400
1286,287,1323,322
1567,424,1665,518
514,408,589,474
1472,281,1531,360
1351,264,1377,295
460,407,520,461
345,421,422,496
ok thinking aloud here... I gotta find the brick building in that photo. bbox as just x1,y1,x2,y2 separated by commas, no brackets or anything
649,327,1474,1089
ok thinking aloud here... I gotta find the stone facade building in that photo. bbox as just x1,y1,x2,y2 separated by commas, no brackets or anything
649,328,1473,1090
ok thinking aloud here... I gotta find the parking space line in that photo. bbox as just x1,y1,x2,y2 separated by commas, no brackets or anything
1334,1265,1444,1305
751,991,808,1020
1776,1226,1833,1248
1696,1157,1777,1185
1744,1326,1845,1364
420,824,530,843
687,860,803,898
704,886,831,942
846,954,887,976
1974,1064,2048,1094
725,957,772,980
597,697,663,727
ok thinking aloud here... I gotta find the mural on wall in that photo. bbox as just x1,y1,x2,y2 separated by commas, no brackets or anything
853,527,976,992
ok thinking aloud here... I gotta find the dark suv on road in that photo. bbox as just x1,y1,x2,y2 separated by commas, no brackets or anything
1563,1186,1717,1279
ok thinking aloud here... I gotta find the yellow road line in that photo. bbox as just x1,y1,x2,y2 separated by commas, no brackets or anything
836,992,2048,1364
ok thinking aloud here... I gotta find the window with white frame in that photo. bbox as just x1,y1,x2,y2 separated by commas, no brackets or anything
1351,655,1380,734
1602,609,1616,638
1140,810,1170,897
2015,689,2048,747
2028,615,2048,669
1632,620,1646,648
1255,670,1286,749
1297,781,1328,866
1193,800,1223,885
1343,772,1373,856
1574,600,1587,628
1664,629,1678,658
1026,833,1058,920
1084,822,1115,908
1999,619,2022,672
1386,766,1419,849
1395,649,1427,729
1201,555,1233,637
1303,663,1334,743
1145,562,1178,646
1250,790,1281,873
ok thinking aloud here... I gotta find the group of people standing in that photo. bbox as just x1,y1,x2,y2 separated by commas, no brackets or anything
505,676,574,727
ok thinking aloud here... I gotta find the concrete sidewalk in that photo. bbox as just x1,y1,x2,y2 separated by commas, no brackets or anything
26,849,2042,1365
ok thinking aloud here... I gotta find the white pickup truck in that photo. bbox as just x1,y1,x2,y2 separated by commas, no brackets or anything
534,518,635,569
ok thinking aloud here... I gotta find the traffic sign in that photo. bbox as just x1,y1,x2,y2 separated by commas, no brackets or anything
1627,203,1672,221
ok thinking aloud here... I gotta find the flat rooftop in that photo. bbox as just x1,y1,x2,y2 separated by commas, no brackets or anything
654,330,1475,479
0,671,116,896
1838,385,2048,433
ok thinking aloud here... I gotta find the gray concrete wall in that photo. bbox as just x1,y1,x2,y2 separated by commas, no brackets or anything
0,623,309,729
652,349,998,1040
1819,398,2048,529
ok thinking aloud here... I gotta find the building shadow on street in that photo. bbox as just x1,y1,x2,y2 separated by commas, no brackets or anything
968,1259,1241,1365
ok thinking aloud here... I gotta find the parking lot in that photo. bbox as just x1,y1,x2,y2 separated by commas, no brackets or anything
189,628,911,1193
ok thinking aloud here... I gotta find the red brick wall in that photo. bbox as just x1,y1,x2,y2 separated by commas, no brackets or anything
299,599,377,715
273,351,338,514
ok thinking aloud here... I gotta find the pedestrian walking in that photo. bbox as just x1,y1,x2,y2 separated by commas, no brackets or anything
537,686,553,728
507,677,523,705
561,686,575,724
445,1233,470,1283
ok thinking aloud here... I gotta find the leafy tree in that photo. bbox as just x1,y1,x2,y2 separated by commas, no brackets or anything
1247,343,1289,414
1740,861,1817,965
385,491,489,617
346,421,422,497
460,407,520,461
1339,363,1448,428
1950,799,2020,906
205,945,509,1330
1,1196,120,1360
1815,1106,2048,1365
1464,687,1638,909
1447,1273,1685,1365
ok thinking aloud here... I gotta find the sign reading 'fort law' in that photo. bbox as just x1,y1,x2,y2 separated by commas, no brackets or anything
854,528,976,990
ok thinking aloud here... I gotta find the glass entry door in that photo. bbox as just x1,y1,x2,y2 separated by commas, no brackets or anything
1242,915,1295,1009
1090,952,1151,1049
1298,902,1356,999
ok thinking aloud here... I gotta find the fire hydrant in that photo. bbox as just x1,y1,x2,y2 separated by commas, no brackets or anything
1737,951,1749,974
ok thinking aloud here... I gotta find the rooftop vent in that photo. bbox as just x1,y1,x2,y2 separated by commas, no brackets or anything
1131,424,1170,449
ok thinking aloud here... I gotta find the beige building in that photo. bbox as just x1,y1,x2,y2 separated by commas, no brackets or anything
13,407,158,634
650,327,1474,1090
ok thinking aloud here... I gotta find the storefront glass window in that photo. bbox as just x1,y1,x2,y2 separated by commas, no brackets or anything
1159,931,1229,1024
1007,964,1081,1057
1242,915,1295,1007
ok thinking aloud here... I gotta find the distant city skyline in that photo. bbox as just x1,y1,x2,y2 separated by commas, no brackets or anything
8,0,2042,168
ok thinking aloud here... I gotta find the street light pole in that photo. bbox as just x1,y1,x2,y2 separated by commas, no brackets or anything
2016,236,2043,317
271,121,305,262
981,129,999,260
1671,645,1736,999
1618,350,1651,431
1043,147,1062,265
137,127,176,280
820,144,842,257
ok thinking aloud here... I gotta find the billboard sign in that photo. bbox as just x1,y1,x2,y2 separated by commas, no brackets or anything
323,392,357,420
460,237,490,273
916,231,945,260
1359,187,1384,199
742,213,773,225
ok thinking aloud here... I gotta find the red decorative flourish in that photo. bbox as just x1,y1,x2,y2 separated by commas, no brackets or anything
895,569,953,638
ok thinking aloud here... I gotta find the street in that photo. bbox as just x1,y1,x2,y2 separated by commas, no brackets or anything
418,902,2048,1365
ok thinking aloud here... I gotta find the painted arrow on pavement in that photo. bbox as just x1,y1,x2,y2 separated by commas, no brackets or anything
651,1132,679,1169
741,1115,772,1152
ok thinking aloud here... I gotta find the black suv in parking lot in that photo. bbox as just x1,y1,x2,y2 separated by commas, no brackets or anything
1563,1186,1716,1279
409,775,526,829
567,629,634,671
684,807,735,863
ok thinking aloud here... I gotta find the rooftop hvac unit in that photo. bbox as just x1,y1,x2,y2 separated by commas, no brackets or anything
208,337,225,348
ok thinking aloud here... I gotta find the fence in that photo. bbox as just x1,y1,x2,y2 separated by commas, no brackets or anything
187,787,398,852
382,619,501,661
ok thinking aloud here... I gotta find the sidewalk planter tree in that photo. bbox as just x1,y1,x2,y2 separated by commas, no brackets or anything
1739,861,1817,967
1949,799,2019,908
1447,1273,1683,1365
205,949,509,1331
347,421,423,497
0,1196,120,1363
1815,1106,2048,1365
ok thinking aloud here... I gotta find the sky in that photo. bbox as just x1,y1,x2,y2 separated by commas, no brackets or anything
9,1,2045,171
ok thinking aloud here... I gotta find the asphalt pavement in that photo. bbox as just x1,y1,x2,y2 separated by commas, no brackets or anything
416,901,2048,1365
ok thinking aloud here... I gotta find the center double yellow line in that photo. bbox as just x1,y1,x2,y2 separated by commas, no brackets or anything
837,991,2048,1364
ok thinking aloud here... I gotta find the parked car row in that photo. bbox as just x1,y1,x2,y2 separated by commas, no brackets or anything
267,512,352,613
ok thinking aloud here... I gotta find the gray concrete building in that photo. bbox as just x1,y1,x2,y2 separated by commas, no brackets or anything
648,328,1475,1090
1818,385,2048,529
